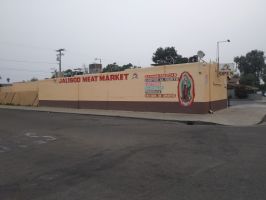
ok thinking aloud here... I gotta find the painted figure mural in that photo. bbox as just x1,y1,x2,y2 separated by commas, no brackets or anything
178,72,195,107
181,74,191,102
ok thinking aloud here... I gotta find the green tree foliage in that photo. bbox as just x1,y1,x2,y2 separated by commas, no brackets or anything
152,47,194,65
239,73,259,87
103,63,121,73
30,77,38,82
234,50,266,87
121,63,134,71
102,63,138,73
62,69,84,77
64,69,74,77
263,67,266,84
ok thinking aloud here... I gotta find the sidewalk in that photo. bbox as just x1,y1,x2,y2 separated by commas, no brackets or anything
0,103,265,126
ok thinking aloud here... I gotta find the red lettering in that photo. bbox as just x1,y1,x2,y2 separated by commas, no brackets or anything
99,75,105,81
114,74,119,80
124,74,129,80
59,74,130,83
82,77,88,82
59,77,81,83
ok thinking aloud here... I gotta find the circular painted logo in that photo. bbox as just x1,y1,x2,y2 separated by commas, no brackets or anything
178,72,195,107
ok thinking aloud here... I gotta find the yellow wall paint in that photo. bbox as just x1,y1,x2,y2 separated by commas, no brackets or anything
11,91,38,106
0,86,12,93
38,79,79,101
12,82,39,92
210,65,227,101
0,63,227,107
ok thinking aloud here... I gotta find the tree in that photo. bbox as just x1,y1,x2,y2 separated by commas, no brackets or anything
239,73,259,87
260,83,266,94
263,67,266,84
102,63,138,73
102,63,121,73
30,77,38,82
152,47,182,65
234,50,266,87
152,47,195,65
64,69,74,77
121,63,133,71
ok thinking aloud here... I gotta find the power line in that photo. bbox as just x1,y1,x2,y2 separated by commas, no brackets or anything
0,66,50,73
0,58,57,65
0,41,54,51
0,42,116,65
0,42,88,59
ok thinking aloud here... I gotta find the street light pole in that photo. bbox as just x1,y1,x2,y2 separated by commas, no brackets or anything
217,39,230,67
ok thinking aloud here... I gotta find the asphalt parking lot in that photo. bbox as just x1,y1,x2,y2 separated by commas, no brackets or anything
0,109,266,200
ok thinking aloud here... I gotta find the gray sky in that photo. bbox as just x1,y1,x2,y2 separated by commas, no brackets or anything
0,0,265,83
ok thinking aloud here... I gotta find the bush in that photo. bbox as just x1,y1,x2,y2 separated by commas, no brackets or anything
235,86,248,99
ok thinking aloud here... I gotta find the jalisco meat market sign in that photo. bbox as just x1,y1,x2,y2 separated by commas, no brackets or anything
58,73,129,84
58,71,195,107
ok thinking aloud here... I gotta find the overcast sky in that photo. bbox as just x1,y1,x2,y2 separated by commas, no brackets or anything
0,0,265,83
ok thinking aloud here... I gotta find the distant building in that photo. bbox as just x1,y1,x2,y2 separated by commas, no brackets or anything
89,64,102,74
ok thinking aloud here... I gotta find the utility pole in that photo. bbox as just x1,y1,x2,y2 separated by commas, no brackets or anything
56,48,65,77
95,57,102,64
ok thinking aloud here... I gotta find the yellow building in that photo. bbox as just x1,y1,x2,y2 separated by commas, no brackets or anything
0,62,227,114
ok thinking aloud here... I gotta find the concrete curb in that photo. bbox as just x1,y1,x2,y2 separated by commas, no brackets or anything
0,105,265,126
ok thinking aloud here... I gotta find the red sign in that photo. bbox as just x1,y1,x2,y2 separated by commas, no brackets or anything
58,73,129,84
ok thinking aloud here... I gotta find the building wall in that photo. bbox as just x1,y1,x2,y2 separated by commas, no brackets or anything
0,63,227,113
0,86,13,93
12,82,39,92
38,63,228,113
209,64,228,111
38,79,79,108
0,82,39,106
89,63,102,74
